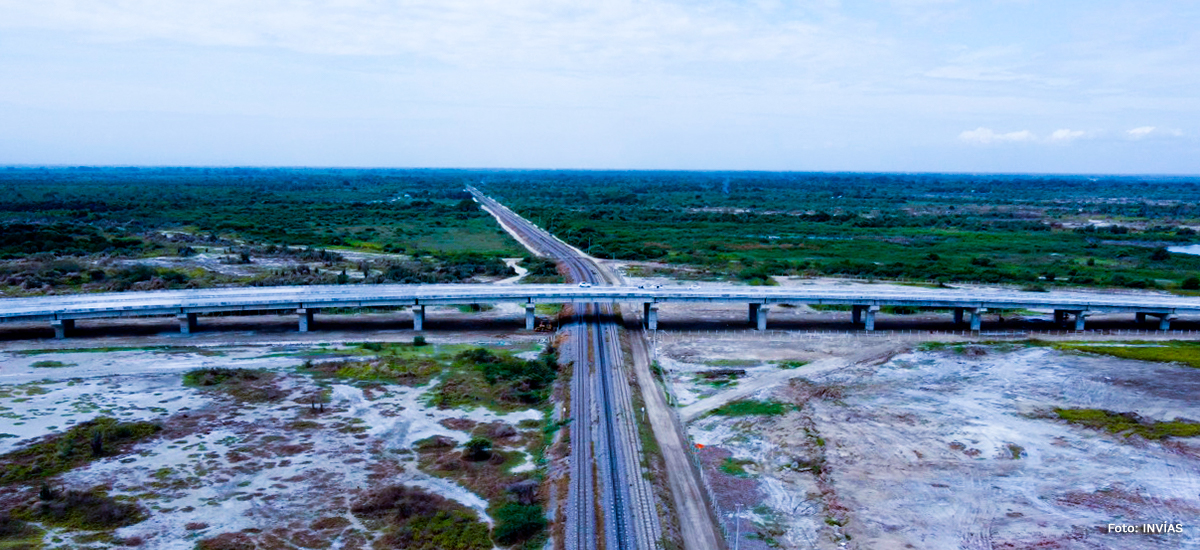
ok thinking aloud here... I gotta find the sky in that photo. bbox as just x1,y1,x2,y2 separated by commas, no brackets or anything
0,0,1197,173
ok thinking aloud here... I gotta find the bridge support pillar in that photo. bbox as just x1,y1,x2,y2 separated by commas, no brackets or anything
51,319,74,339
297,309,315,332
1152,314,1176,331
1136,312,1147,324
412,305,425,331
852,305,865,325
648,304,659,330
178,313,198,334
1073,311,1090,331
748,303,760,326
970,308,987,331
755,305,769,331
525,304,536,331
863,306,879,331
954,308,965,325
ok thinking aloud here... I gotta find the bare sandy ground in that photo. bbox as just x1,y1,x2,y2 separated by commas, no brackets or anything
670,339,1200,550
0,335,547,549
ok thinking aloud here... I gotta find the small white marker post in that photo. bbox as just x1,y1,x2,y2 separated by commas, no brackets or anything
734,503,743,550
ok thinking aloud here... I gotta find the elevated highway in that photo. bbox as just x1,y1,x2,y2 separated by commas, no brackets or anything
2,284,1198,338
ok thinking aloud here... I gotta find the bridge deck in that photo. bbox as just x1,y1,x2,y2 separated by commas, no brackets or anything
1,284,1197,323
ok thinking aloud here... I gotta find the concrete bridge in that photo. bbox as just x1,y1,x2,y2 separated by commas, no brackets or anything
1,284,1196,338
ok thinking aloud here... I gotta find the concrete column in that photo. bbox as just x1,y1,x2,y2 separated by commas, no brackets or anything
1074,312,1089,331
970,308,987,331
178,313,198,334
852,305,865,325
863,306,879,331
1136,312,1147,324
755,305,770,331
525,304,536,331
297,309,314,332
748,303,760,326
51,319,75,339
412,305,425,331
954,308,965,325
1158,315,1176,331
648,304,659,330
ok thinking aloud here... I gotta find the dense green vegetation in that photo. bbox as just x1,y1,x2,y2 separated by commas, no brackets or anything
0,417,161,485
492,503,548,546
1053,341,1200,368
430,347,559,411
1053,408,1200,439
0,167,523,295
475,171,1200,289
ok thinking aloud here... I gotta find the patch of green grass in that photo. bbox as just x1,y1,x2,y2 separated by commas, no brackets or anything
709,399,794,417
1054,408,1200,439
0,513,44,550
1053,341,1200,368
705,359,759,368
29,361,74,369
0,417,161,485
779,360,809,370
719,457,753,477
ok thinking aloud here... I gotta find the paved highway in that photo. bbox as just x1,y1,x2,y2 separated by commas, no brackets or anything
468,187,663,549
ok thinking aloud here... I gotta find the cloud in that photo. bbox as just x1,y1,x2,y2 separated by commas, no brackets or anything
0,0,891,75
1127,126,1183,139
1047,129,1087,143
958,127,1036,144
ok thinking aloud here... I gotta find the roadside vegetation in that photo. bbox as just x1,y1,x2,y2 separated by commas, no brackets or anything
477,171,1200,289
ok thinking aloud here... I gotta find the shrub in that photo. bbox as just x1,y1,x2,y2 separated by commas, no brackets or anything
1183,276,1200,290
21,489,146,530
492,503,547,545
413,335,428,347
463,437,493,461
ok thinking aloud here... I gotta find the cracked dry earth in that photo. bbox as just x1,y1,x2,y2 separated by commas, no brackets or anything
680,342,1200,550
0,343,545,550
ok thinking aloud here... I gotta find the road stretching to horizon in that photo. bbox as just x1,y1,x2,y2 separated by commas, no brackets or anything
468,187,677,549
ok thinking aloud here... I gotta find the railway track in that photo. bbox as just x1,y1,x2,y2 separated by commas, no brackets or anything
468,187,662,550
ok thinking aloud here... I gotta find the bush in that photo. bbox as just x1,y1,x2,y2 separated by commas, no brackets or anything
22,489,146,530
0,417,161,484
492,503,547,545
463,437,493,461
413,335,428,347
1183,276,1200,290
